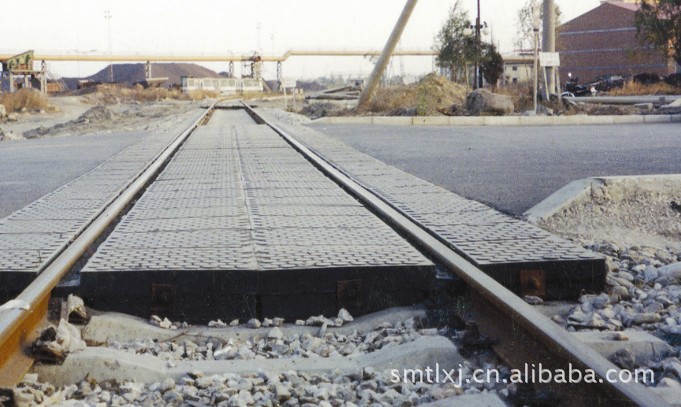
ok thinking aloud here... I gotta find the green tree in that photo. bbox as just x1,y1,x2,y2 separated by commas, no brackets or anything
635,0,681,67
481,43,504,89
434,0,477,83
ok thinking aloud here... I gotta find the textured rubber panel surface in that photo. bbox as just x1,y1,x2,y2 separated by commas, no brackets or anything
80,109,434,320
0,110,206,295
260,110,606,300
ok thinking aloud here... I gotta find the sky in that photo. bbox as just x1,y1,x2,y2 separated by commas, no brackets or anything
1,0,601,80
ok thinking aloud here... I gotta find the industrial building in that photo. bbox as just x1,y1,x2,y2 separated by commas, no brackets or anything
557,1,678,84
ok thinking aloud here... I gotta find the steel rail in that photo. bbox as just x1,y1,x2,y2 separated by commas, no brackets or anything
0,102,218,387
242,102,668,407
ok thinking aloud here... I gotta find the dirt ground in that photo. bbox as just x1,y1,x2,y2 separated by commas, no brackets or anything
0,96,201,141
537,177,681,252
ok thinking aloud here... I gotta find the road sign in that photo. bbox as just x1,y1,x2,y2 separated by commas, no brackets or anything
539,52,560,67
281,78,296,89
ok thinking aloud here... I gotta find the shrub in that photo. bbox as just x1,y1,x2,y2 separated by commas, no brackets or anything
0,89,49,112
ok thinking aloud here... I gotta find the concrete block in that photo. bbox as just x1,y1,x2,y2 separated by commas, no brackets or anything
612,116,644,125
372,116,412,126
484,116,520,126
524,178,600,222
413,116,451,126
644,115,672,124
519,115,553,126
581,115,615,125
331,116,372,125
449,117,485,126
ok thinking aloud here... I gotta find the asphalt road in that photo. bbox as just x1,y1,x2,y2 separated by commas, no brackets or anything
311,123,681,216
0,132,144,218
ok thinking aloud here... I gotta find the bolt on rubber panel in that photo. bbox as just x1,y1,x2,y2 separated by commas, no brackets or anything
82,246,259,272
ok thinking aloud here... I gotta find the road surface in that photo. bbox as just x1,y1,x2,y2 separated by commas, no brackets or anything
311,122,681,216
0,132,144,218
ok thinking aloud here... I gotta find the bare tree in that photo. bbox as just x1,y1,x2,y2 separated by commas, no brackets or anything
514,0,561,51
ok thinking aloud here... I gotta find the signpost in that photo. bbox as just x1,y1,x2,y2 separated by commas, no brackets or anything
281,78,296,110
539,52,560,100
539,52,560,68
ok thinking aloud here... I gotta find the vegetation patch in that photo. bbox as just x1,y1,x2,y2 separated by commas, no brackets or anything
0,89,51,113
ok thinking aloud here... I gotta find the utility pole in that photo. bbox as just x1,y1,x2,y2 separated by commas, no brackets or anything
532,2,541,113
542,0,556,98
256,22,262,53
474,0,481,89
358,0,418,108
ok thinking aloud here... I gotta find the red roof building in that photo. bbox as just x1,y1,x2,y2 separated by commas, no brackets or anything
557,1,677,83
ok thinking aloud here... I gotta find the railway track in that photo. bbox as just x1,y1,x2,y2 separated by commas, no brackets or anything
0,101,673,406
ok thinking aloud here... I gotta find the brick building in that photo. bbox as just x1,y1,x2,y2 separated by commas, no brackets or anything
557,1,677,84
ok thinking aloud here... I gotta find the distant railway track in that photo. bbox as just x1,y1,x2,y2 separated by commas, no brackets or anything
0,101,670,405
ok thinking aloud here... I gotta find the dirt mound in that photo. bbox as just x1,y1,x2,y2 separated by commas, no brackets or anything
537,177,681,251
568,103,637,116
77,105,115,122
62,63,222,90
358,74,467,116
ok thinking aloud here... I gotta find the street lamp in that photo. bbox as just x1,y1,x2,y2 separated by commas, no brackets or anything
463,22,488,89
465,0,488,89
532,2,541,113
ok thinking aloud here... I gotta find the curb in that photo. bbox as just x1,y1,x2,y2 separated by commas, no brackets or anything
524,174,681,223
312,114,681,127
